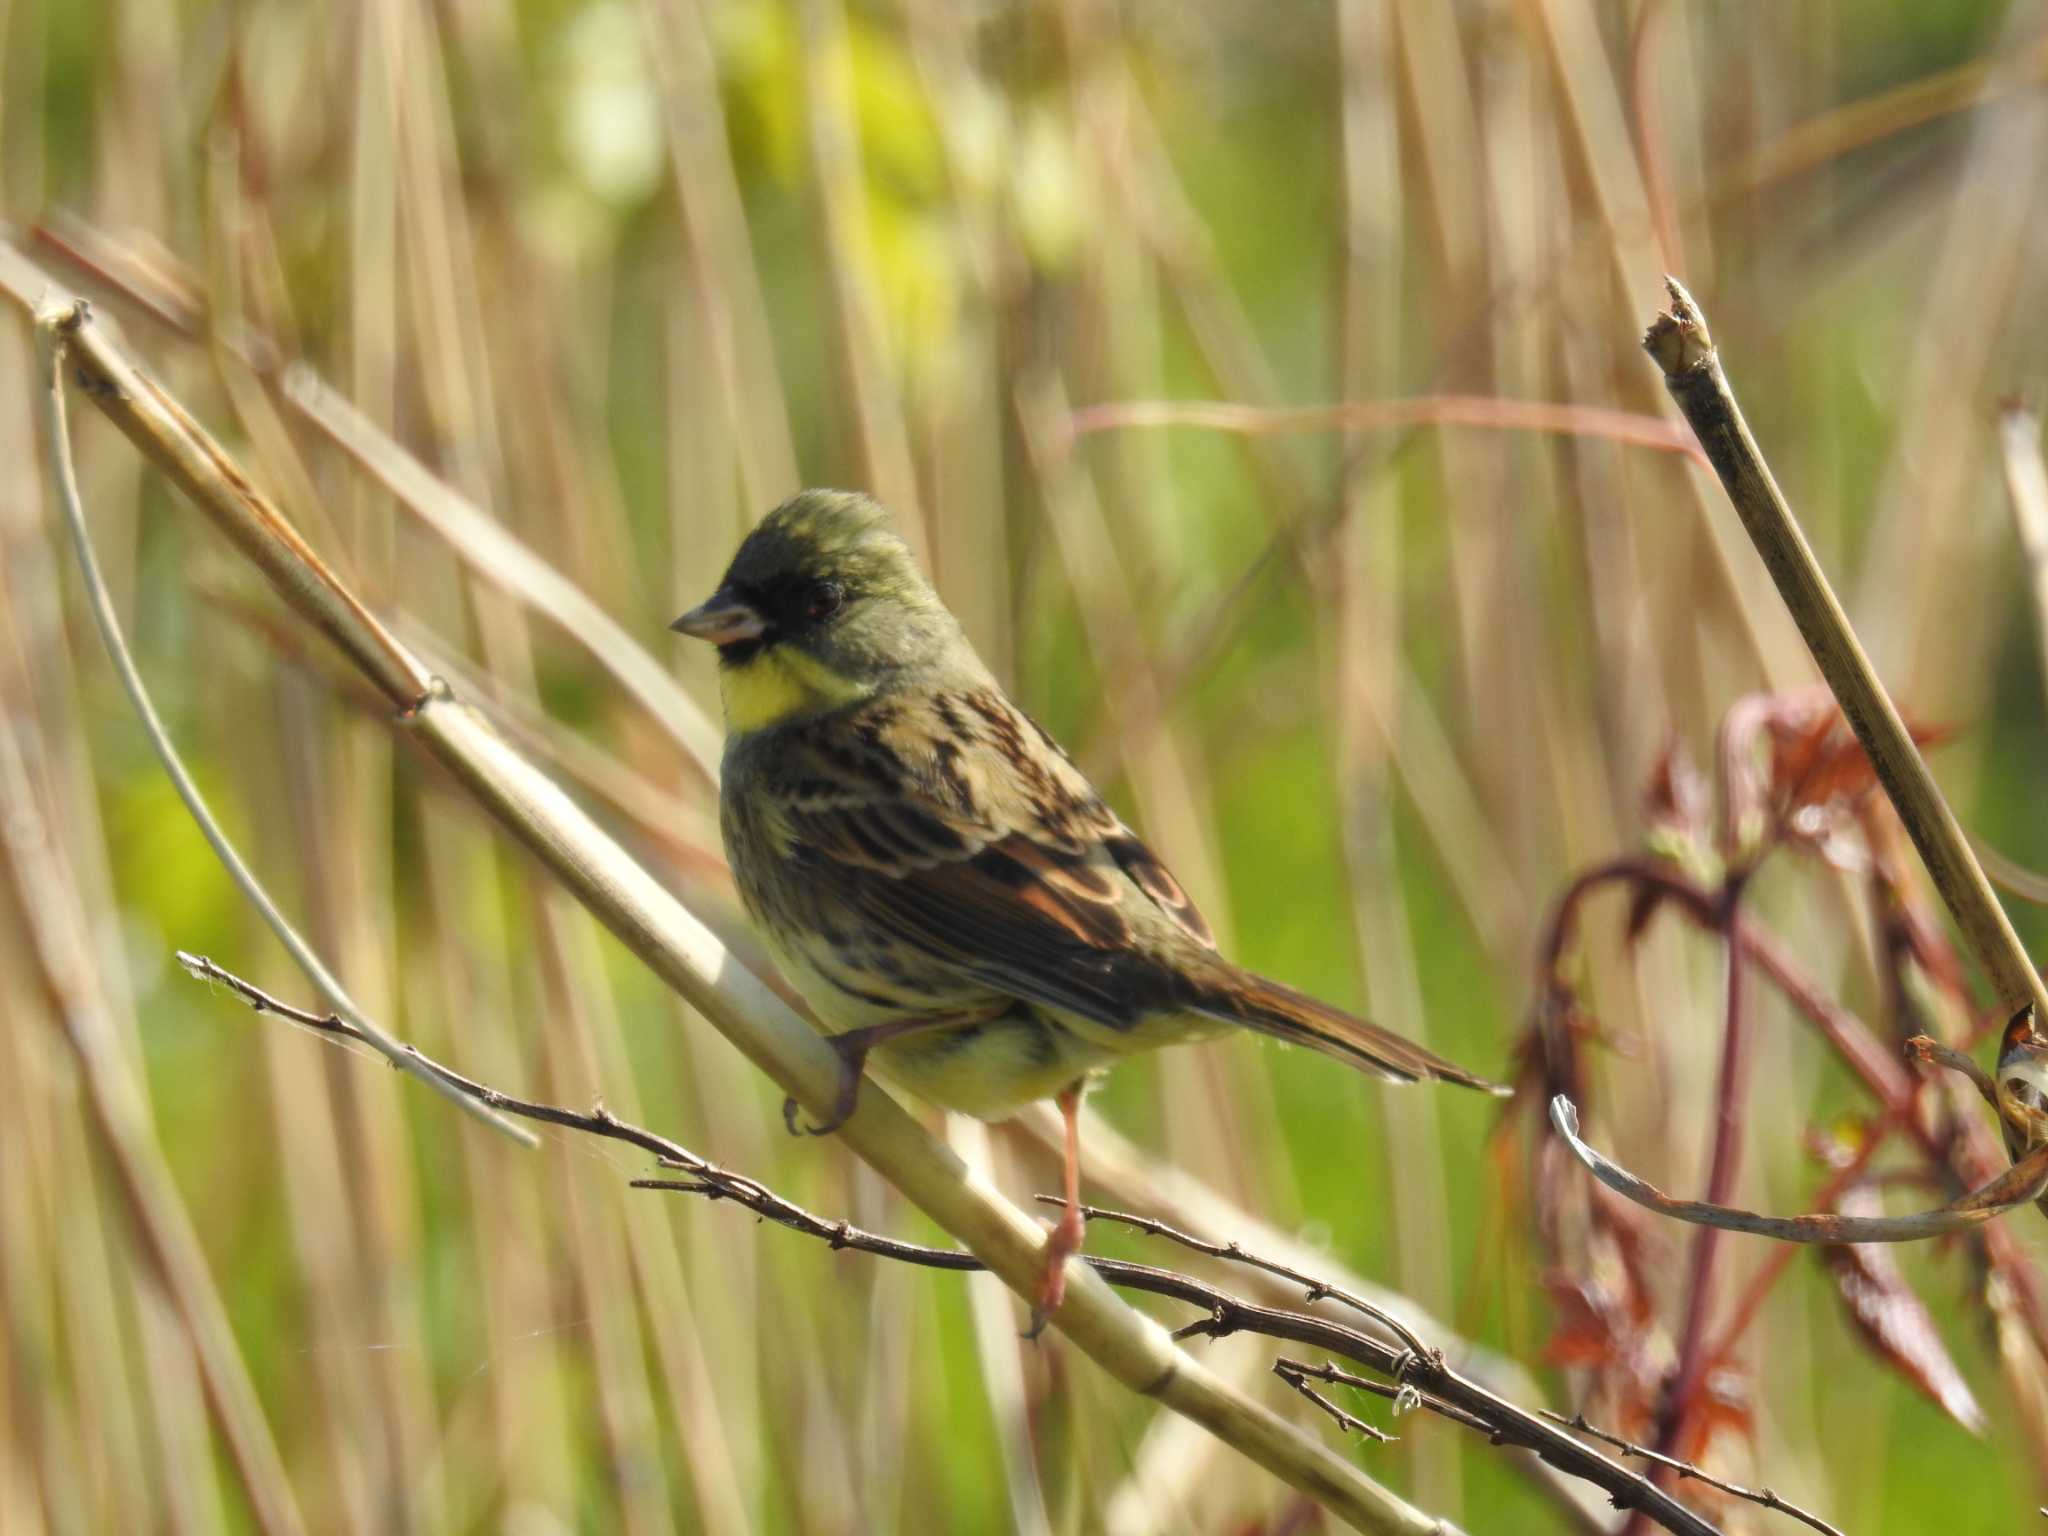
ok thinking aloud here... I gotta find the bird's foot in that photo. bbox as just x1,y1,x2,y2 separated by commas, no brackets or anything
782,1030,871,1137
1023,1201,1087,1340
782,1011,1006,1137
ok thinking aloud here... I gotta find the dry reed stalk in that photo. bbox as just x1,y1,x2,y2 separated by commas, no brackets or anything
800,0,928,564
0,595,307,1536
1646,280,2048,1028
1333,2,1458,1517
640,0,801,510
1018,371,1266,1207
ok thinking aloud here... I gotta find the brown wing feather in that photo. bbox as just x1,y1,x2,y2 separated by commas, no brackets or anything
750,685,1217,1028
749,683,1499,1093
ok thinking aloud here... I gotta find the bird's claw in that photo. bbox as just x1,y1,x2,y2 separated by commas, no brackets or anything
783,1036,869,1137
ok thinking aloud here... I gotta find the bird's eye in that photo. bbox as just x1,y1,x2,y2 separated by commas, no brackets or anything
804,580,844,621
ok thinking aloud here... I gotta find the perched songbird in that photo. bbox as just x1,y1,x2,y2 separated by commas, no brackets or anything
673,490,1505,1324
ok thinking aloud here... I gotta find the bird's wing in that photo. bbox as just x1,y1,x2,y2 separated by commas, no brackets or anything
759,685,1504,1094
759,685,1214,1030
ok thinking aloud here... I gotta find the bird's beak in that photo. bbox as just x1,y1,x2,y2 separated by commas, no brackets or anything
670,589,767,647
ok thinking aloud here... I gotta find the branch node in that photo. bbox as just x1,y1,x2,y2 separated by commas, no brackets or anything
396,674,454,723
1642,277,1713,374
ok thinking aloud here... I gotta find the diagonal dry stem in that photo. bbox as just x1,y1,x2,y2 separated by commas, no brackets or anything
29,296,531,1146
1644,278,2048,1029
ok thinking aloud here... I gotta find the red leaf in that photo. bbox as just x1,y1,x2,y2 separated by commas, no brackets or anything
1823,1190,1986,1433
1542,1221,1666,1436
1542,1271,1626,1370
1716,688,1953,858
1768,704,1952,826
1671,1364,1756,1467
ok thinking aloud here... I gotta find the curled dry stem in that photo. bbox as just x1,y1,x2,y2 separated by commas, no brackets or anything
1550,1096,2048,1243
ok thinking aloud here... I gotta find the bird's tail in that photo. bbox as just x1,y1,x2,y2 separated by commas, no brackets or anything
1199,969,1508,1095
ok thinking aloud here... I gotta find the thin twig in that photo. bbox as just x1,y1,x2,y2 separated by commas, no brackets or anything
1544,856,2048,1361
1907,1034,2002,1113
30,299,531,1146
25,218,732,800
1062,394,1707,468
1035,1199,1430,1357
1005,1109,1615,1531
1272,1361,1396,1444
1644,277,2048,1029
1276,1359,1493,1436
1025,1205,1722,1536
182,952,1730,1536
1542,1411,1846,1536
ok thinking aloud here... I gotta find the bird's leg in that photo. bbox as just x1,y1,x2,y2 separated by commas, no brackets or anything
1027,1082,1088,1338
784,1012,991,1136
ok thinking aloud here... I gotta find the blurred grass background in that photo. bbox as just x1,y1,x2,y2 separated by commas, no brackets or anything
5,0,2048,1531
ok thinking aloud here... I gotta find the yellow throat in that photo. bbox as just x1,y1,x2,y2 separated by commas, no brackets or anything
718,644,871,733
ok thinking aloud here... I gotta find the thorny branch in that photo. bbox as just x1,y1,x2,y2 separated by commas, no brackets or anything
179,951,1745,1536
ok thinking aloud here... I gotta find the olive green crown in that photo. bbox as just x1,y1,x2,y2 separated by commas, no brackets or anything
725,490,928,605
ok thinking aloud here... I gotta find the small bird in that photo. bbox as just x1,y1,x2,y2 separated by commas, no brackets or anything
673,490,1505,1325
1997,1012,2048,1188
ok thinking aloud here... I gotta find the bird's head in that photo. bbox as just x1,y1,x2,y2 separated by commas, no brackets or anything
672,490,967,732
